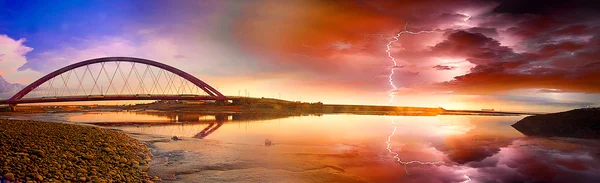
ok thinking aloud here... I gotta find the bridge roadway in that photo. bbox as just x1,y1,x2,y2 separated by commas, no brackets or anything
0,95,269,105
0,94,230,104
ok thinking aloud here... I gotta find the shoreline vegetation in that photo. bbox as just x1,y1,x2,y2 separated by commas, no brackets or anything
0,120,159,182
1,98,537,116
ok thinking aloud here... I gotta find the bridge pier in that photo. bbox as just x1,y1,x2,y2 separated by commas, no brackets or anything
215,100,228,105
8,104,16,112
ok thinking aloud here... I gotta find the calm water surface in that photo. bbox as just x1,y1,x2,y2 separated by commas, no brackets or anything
62,112,600,182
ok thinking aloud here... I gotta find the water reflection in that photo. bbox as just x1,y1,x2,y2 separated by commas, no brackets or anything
69,111,228,123
62,112,600,182
70,111,307,139
192,120,224,139
386,118,442,175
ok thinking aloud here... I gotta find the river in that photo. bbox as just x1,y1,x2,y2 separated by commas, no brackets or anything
4,111,600,182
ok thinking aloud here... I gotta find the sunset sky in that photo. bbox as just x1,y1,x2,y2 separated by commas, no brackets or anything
1,0,599,112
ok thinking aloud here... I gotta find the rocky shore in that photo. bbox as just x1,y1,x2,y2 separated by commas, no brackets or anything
512,108,600,139
0,119,159,182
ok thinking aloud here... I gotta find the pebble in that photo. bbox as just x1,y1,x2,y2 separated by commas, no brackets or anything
77,168,88,173
4,173,15,181
151,176,162,181
0,120,154,182
82,155,95,160
35,174,43,181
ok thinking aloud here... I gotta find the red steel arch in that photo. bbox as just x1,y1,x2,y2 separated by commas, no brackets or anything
6,57,226,104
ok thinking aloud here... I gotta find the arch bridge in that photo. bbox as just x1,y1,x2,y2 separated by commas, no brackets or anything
1,57,226,106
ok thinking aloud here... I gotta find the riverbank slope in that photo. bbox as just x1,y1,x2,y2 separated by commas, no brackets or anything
512,108,600,139
0,120,157,182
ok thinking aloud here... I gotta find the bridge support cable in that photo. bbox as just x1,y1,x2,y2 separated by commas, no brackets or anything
5,57,226,105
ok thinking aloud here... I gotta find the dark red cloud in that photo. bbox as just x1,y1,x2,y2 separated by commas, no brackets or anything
466,27,499,37
229,0,600,95
442,134,513,164
440,67,600,94
506,16,561,38
538,42,585,56
431,27,600,94
432,31,517,65
232,0,497,68
551,24,596,36
432,65,457,70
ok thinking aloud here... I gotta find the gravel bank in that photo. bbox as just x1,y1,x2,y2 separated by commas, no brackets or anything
0,119,159,182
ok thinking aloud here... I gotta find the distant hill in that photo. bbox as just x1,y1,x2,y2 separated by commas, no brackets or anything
512,108,600,139
0,75,25,98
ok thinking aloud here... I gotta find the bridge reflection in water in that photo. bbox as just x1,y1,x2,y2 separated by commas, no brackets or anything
75,111,299,139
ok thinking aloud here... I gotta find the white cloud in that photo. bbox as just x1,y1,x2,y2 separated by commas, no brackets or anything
32,37,140,71
0,34,43,84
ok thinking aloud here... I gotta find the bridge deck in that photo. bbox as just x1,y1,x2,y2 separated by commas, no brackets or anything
0,95,225,104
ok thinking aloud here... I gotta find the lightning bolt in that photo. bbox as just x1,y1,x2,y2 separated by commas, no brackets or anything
383,22,442,175
385,119,441,174
385,22,440,103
